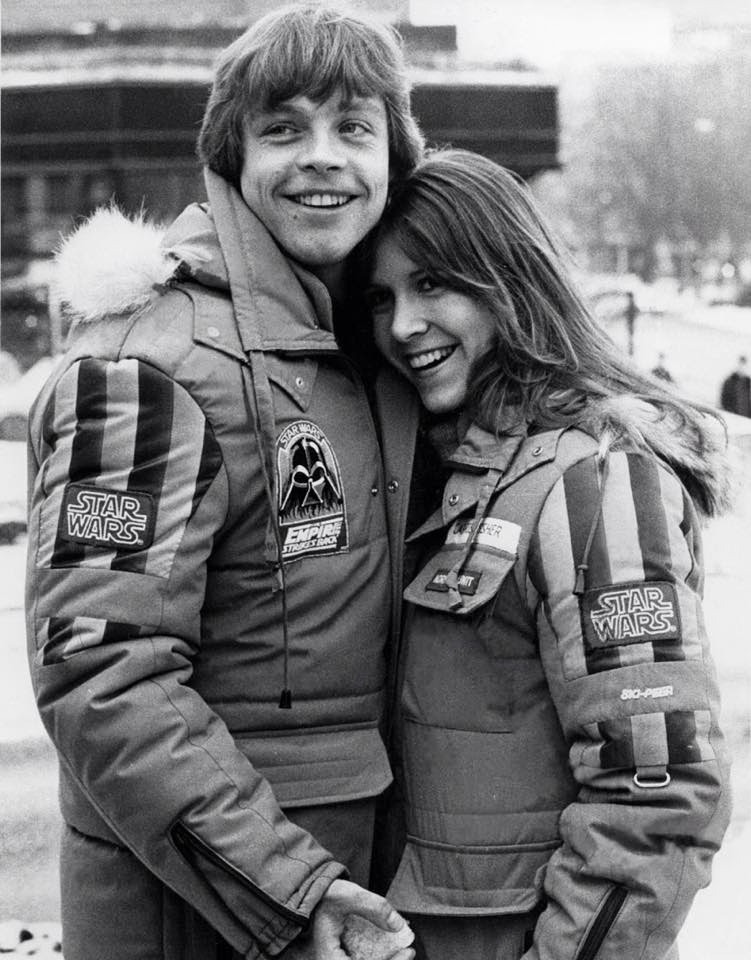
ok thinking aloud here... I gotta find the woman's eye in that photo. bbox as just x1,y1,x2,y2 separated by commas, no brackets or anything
416,275,442,294
365,288,392,313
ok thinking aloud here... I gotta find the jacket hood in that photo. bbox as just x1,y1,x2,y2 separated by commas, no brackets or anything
53,173,336,350
417,376,731,520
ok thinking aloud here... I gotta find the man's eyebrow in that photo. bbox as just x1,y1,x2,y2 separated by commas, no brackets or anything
257,101,305,117
338,96,384,114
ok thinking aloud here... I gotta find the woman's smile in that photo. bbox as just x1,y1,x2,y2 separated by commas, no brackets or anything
368,236,495,414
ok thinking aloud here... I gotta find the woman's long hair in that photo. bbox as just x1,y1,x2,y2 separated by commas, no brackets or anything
373,149,728,514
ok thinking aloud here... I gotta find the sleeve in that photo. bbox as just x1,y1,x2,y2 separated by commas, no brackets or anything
524,449,731,960
25,356,343,959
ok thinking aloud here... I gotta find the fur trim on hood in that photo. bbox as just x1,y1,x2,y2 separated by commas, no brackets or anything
54,207,177,322
54,205,220,323
581,394,732,518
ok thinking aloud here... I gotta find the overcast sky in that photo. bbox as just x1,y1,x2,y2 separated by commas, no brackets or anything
409,0,751,67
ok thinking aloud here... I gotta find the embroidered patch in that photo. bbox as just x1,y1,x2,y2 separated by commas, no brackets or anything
425,568,482,596
445,516,520,556
59,483,155,550
582,581,681,650
276,420,348,560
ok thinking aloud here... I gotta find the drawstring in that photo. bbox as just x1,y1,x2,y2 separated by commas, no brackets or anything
243,354,293,708
573,454,609,596
444,468,502,611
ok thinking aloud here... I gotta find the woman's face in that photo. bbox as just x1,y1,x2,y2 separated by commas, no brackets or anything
368,234,496,414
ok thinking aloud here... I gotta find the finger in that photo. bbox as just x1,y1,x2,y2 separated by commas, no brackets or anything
312,912,349,960
347,894,404,932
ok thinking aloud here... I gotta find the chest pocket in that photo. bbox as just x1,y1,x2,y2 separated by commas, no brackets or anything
403,536,518,617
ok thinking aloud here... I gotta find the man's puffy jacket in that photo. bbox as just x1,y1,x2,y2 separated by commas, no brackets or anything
25,172,392,959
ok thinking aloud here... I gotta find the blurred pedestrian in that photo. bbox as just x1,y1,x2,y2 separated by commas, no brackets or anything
719,354,751,417
651,351,674,383
368,149,731,960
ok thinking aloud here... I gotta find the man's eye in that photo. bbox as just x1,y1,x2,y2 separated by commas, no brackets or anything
340,120,369,136
263,122,297,136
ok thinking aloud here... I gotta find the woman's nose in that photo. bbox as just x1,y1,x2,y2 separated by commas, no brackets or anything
390,300,429,342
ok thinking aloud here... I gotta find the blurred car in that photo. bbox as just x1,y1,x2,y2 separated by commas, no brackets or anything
0,355,60,441
0,356,61,543
0,498,27,545
735,283,751,308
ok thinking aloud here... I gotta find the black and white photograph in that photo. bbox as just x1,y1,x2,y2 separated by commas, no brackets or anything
1,2,750,958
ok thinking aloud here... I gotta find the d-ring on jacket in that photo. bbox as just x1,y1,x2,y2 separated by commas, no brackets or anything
377,369,732,960
25,171,392,959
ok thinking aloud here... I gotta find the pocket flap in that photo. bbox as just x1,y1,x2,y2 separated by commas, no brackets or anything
404,545,517,616
264,355,317,410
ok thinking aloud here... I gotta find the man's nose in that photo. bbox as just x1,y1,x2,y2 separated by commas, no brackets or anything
298,128,345,171
390,300,428,343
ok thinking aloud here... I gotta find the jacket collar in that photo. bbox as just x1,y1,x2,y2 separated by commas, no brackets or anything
408,421,565,541
172,171,340,358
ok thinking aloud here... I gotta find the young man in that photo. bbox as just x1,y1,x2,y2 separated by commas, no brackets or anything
25,6,423,959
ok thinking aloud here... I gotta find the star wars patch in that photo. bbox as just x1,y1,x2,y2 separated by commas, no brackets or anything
582,581,681,650
276,420,348,560
59,483,155,550
426,568,482,596
445,516,520,556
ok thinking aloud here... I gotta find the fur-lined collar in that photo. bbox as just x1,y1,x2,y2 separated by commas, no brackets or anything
573,394,730,518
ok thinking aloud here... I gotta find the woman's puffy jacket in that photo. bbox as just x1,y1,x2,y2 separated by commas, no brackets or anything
377,370,732,960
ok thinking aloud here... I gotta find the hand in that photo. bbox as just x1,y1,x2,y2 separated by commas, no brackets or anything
310,879,414,960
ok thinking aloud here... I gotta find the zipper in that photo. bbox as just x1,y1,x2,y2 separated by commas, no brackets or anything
575,885,628,960
171,822,309,926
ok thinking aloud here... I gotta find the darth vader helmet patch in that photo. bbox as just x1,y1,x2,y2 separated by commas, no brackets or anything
276,420,349,560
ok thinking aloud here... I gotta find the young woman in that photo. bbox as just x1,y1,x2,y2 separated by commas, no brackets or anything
367,150,732,960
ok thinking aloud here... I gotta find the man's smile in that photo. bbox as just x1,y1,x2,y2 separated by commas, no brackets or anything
287,192,355,208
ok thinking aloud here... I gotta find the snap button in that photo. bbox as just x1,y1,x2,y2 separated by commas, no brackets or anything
206,325,220,339
295,376,305,388
387,479,399,493
370,486,379,496
448,493,459,506
532,445,543,456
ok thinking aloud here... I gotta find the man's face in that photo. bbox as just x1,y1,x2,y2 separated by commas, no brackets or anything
240,92,390,289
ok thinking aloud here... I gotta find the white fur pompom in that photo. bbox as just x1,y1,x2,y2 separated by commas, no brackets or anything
54,206,175,322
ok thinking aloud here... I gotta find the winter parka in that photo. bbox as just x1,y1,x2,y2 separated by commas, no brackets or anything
25,172,393,959
376,369,732,960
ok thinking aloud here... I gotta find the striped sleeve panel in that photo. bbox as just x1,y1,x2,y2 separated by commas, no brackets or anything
579,710,716,771
530,450,705,682
40,616,151,665
35,357,224,580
